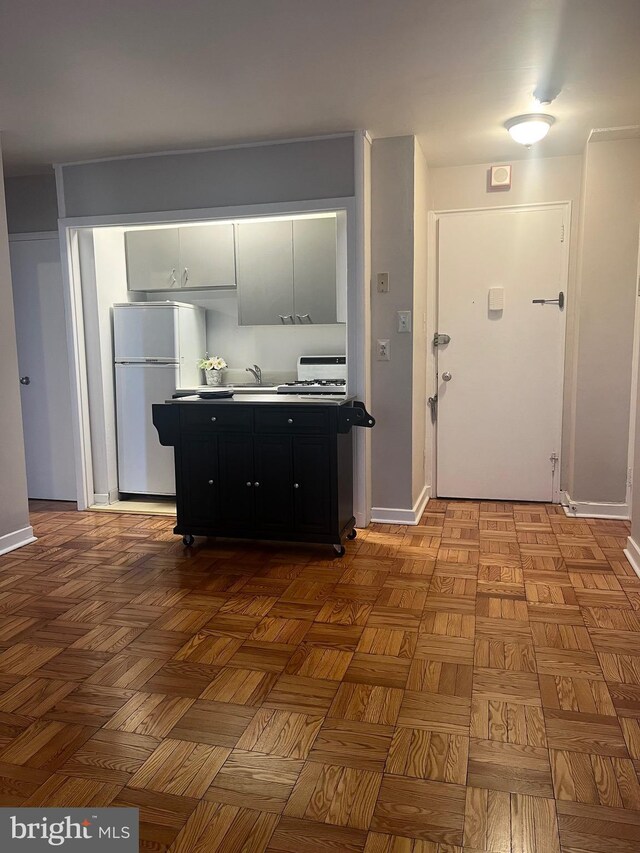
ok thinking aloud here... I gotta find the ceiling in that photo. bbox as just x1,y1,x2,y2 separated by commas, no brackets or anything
0,0,638,175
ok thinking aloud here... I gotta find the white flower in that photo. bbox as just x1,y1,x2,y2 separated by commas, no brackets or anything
198,355,227,371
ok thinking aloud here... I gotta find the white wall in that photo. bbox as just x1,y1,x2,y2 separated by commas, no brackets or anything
0,141,33,552
78,227,132,502
569,137,640,505
431,155,584,492
146,288,345,383
628,359,640,561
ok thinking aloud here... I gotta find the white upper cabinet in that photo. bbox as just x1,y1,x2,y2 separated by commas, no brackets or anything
179,223,236,288
125,223,236,292
293,217,337,325
236,216,340,326
236,220,295,326
125,228,181,291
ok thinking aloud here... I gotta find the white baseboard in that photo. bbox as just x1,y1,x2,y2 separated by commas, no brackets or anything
561,491,630,521
93,489,120,505
371,483,431,525
624,536,640,580
0,525,37,556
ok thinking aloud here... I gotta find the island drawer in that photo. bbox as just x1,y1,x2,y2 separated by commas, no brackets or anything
181,405,253,432
255,407,329,435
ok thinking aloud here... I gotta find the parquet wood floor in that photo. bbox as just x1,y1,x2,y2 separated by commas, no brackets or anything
0,500,639,851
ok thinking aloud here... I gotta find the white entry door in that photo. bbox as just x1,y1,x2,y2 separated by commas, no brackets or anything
10,235,76,501
436,206,568,502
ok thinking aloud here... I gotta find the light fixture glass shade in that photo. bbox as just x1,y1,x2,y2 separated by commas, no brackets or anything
505,114,554,146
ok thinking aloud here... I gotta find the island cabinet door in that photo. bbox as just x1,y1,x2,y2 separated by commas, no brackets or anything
253,434,294,535
217,433,256,530
292,436,333,535
179,436,219,526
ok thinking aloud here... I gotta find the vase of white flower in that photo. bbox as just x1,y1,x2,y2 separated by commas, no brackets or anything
197,355,227,386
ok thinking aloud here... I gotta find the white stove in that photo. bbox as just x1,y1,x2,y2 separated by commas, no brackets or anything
277,355,347,395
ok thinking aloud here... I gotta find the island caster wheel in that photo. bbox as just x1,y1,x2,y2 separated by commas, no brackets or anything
182,534,195,547
332,544,346,557
347,528,357,540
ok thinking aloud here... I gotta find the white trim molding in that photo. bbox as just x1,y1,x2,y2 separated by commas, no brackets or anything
0,526,37,557
561,491,630,520
371,484,431,525
8,231,59,242
92,489,120,506
624,536,640,580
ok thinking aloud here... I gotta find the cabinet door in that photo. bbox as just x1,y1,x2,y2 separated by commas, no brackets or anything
293,218,337,324
179,223,236,288
125,228,181,291
179,435,219,527
237,221,294,325
253,435,294,535
217,433,255,530
293,436,333,535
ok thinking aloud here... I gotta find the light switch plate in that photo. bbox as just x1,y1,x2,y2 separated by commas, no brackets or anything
398,310,412,333
376,339,390,361
489,287,504,311
376,273,390,293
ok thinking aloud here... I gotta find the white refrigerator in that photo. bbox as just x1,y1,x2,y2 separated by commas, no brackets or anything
113,302,205,495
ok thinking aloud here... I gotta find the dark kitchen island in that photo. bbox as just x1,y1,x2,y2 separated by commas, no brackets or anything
153,394,375,555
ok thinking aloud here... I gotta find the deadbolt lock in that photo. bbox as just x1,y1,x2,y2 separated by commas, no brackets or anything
433,333,451,347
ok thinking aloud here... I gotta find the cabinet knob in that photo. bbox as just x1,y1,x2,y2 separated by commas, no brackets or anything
254,482,260,488
287,418,293,424
211,416,217,422
246,481,252,487
208,479,214,485
293,483,300,489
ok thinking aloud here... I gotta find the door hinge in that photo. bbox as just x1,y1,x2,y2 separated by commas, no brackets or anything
550,452,559,474
560,224,565,243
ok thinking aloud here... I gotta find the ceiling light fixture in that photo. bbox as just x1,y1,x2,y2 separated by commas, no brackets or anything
505,114,555,146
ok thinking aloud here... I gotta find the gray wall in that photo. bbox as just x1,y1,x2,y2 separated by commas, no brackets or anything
0,142,31,543
59,136,355,218
431,155,584,493
4,173,58,233
570,137,640,503
371,136,429,512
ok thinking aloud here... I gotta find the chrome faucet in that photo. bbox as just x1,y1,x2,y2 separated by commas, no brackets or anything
246,364,263,384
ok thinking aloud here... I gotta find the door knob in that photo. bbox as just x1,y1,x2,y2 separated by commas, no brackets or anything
442,371,452,382
20,376,30,385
